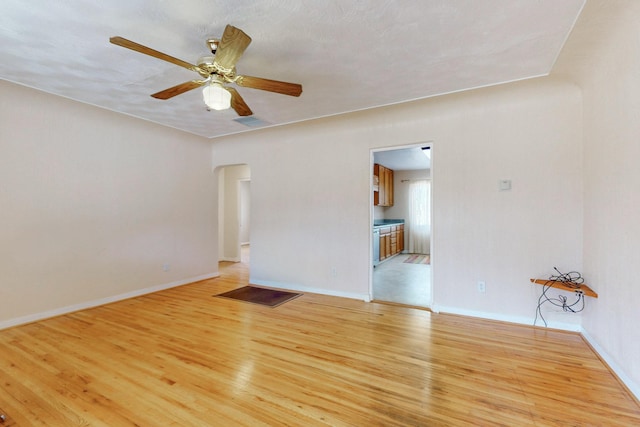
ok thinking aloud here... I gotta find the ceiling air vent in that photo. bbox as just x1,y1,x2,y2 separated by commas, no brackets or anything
233,116,270,128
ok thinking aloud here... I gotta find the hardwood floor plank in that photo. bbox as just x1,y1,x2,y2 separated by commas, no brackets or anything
1,255,639,425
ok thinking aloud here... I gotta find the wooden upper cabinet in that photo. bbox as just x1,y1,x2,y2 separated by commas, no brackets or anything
380,167,384,206
373,163,394,207
385,167,393,206
373,164,380,206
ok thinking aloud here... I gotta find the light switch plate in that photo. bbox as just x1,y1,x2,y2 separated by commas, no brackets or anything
499,179,512,191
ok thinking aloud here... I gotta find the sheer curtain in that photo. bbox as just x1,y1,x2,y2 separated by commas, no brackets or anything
408,180,431,254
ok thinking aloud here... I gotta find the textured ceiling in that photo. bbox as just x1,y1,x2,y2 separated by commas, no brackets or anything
375,147,431,171
1,0,585,139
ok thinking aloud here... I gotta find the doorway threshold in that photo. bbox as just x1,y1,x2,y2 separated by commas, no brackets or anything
370,299,432,312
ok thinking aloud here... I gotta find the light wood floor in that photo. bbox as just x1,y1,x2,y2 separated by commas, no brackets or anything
1,257,639,426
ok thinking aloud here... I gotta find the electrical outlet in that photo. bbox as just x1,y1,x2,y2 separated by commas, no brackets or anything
477,281,486,293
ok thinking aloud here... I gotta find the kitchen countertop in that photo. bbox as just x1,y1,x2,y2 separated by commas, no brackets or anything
373,219,404,228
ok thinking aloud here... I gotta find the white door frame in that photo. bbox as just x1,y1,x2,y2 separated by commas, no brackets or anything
369,142,434,308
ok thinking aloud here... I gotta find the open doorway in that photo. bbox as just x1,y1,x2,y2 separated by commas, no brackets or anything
371,144,432,308
218,164,251,264
238,179,251,263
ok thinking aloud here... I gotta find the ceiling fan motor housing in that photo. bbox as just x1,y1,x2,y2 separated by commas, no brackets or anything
197,56,216,72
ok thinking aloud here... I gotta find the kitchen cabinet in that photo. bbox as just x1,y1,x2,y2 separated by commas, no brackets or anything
389,224,404,255
373,164,394,207
384,167,394,206
379,226,391,261
390,227,397,254
377,223,404,261
373,165,380,205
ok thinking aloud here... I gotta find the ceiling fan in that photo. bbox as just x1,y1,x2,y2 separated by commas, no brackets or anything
110,25,302,116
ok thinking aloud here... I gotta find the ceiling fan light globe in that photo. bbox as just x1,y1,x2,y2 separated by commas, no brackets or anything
202,83,231,110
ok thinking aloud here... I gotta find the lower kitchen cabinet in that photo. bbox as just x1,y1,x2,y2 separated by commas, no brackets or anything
378,224,404,261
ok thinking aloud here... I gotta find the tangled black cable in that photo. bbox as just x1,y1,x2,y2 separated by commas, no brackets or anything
534,267,585,327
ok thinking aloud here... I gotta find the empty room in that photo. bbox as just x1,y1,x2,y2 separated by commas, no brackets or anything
1,1,639,425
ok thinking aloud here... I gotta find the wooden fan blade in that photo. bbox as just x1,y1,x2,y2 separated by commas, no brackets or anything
110,36,203,74
151,80,206,100
227,87,253,116
236,75,302,97
213,25,252,71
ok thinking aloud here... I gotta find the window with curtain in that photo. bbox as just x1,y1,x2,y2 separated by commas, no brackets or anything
408,179,431,254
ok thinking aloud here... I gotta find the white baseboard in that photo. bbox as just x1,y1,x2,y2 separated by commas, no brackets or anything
580,328,640,401
431,304,582,332
250,279,370,302
0,272,219,330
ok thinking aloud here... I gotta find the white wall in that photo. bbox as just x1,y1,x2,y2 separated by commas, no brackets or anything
217,164,250,261
373,205,385,221
239,180,251,245
0,81,218,326
212,78,583,317
554,0,640,396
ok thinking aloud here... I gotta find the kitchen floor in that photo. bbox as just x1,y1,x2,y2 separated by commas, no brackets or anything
373,253,431,308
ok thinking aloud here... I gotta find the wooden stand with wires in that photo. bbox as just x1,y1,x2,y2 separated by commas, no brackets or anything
530,278,598,298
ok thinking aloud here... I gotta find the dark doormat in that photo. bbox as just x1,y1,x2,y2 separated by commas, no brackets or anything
215,286,302,307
